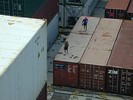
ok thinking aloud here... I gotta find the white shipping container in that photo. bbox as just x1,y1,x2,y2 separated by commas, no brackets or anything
0,15,47,100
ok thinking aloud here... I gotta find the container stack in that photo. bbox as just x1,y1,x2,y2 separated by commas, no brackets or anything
79,18,122,92
0,15,47,100
59,0,100,28
0,0,44,17
53,16,100,87
105,0,130,19
106,20,133,96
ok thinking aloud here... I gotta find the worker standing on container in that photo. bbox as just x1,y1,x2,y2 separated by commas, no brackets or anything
82,17,88,31
64,41,69,53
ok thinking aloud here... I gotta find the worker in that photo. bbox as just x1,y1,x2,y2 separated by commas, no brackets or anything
82,17,88,31
64,41,69,53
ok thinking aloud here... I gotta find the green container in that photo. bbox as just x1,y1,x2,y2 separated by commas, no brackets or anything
0,0,46,17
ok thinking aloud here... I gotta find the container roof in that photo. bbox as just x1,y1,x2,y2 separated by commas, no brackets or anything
105,0,130,10
0,15,46,76
80,18,122,66
108,20,133,70
127,0,133,13
54,16,100,63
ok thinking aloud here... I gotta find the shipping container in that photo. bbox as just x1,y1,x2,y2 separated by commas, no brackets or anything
127,0,133,20
0,0,45,17
53,16,100,87
59,4,65,28
107,20,133,96
59,0,99,28
0,15,47,100
105,0,130,19
32,0,59,49
47,14,59,50
105,67,121,94
79,18,122,92
33,0,58,24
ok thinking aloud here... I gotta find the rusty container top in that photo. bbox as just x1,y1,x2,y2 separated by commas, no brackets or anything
105,0,130,10
108,20,133,70
54,17,100,63
127,0,133,13
80,18,122,66
33,0,58,24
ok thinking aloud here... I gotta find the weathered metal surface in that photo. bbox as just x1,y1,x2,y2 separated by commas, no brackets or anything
107,20,133,96
105,0,130,10
53,16,100,87
79,64,105,91
80,18,122,66
55,17,100,63
53,60,79,87
105,0,130,19
108,20,133,70
32,0,58,24
79,18,122,92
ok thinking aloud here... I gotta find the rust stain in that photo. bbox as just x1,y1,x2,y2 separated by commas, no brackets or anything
102,32,112,37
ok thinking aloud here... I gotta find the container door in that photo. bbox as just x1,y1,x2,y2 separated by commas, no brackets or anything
79,64,87,89
106,67,120,93
67,63,78,87
53,61,66,86
79,64,92,89
120,69,133,95
92,65,104,91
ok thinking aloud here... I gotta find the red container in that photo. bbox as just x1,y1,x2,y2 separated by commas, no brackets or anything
36,82,47,100
79,64,105,92
32,0,58,24
127,0,133,20
107,20,133,96
53,60,79,88
105,0,130,19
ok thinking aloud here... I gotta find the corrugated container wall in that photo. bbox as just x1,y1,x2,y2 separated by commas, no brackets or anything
126,0,133,20
107,20,133,96
105,0,130,19
0,15,47,100
32,0,59,50
0,0,45,17
80,18,122,92
53,16,100,87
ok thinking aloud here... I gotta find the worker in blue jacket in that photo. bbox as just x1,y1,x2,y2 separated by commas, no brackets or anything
82,17,88,31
